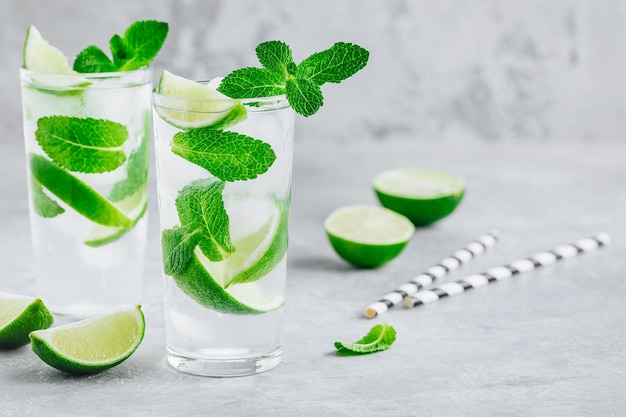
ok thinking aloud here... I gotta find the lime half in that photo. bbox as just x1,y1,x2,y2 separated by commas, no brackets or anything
373,169,465,226
156,70,247,130
324,205,415,268
30,306,145,375
0,292,54,349
23,25,73,73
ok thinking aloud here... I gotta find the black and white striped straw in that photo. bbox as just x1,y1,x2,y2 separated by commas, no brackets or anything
364,230,500,318
404,233,610,309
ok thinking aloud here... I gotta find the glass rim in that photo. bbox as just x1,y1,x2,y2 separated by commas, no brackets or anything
19,65,151,78
152,85,290,110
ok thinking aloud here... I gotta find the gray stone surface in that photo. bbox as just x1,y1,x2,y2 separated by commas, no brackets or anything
1,137,625,416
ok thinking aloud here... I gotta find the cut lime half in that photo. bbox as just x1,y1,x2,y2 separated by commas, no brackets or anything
324,205,415,268
30,306,144,375
155,70,247,130
373,169,465,226
0,292,54,349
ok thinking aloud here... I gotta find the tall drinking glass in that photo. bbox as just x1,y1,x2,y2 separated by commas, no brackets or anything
20,68,151,316
153,88,294,376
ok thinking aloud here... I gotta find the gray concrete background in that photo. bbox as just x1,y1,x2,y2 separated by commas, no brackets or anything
1,1,626,416
4,0,626,143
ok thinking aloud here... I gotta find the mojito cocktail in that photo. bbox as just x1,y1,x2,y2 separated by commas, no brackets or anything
19,22,167,316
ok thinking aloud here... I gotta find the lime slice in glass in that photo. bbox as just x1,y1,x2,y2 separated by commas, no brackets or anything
155,70,247,130
23,25,73,73
173,249,284,315
0,292,54,349
324,205,415,268
373,168,465,226
30,306,144,375
30,154,132,228
83,187,148,247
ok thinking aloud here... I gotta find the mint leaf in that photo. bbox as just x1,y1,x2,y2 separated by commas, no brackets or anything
31,175,65,218
162,226,202,276
286,78,323,117
73,20,168,73
256,41,296,75
296,42,369,85
35,116,128,173
111,20,169,71
109,112,150,201
334,323,397,354
73,45,117,73
171,127,276,182
217,67,286,99
175,179,234,262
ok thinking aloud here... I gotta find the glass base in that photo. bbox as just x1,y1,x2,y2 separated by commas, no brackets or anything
167,347,282,377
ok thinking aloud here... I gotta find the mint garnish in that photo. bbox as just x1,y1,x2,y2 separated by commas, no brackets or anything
218,41,368,116
171,127,276,182
334,323,397,354
162,226,201,276
174,178,234,262
31,176,64,218
35,116,128,174
73,20,168,73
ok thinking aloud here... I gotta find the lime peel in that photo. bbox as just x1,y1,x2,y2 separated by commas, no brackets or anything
0,292,54,349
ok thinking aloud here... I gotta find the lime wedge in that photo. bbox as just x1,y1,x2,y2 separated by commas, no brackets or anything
155,70,247,129
217,198,288,287
324,205,415,268
173,249,284,315
83,187,148,247
30,306,144,375
373,169,465,226
30,154,132,228
0,292,54,349
23,25,73,73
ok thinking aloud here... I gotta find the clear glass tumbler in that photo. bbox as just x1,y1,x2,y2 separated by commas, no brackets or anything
20,67,151,316
152,88,294,377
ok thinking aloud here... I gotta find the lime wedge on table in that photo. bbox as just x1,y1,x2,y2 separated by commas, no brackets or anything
30,306,144,375
373,169,465,226
0,292,54,349
30,154,132,228
324,205,415,268
83,187,148,247
23,25,73,73
156,70,247,129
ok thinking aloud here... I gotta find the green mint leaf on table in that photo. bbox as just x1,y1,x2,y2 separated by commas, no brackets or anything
218,41,368,117
31,176,65,218
73,20,168,73
109,112,150,202
175,179,234,262
171,127,276,182
255,41,296,75
73,45,118,73
334,323,397,355
35,116,128,174
286,78,323,117
296,42,369,84
162,226,202,276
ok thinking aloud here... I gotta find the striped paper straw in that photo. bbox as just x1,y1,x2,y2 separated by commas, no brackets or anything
364,230,500,319
404,233,610,309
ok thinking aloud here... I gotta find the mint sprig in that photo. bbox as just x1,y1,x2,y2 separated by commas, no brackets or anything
334,323,397,355
218,41,369,117
73,20,168,73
